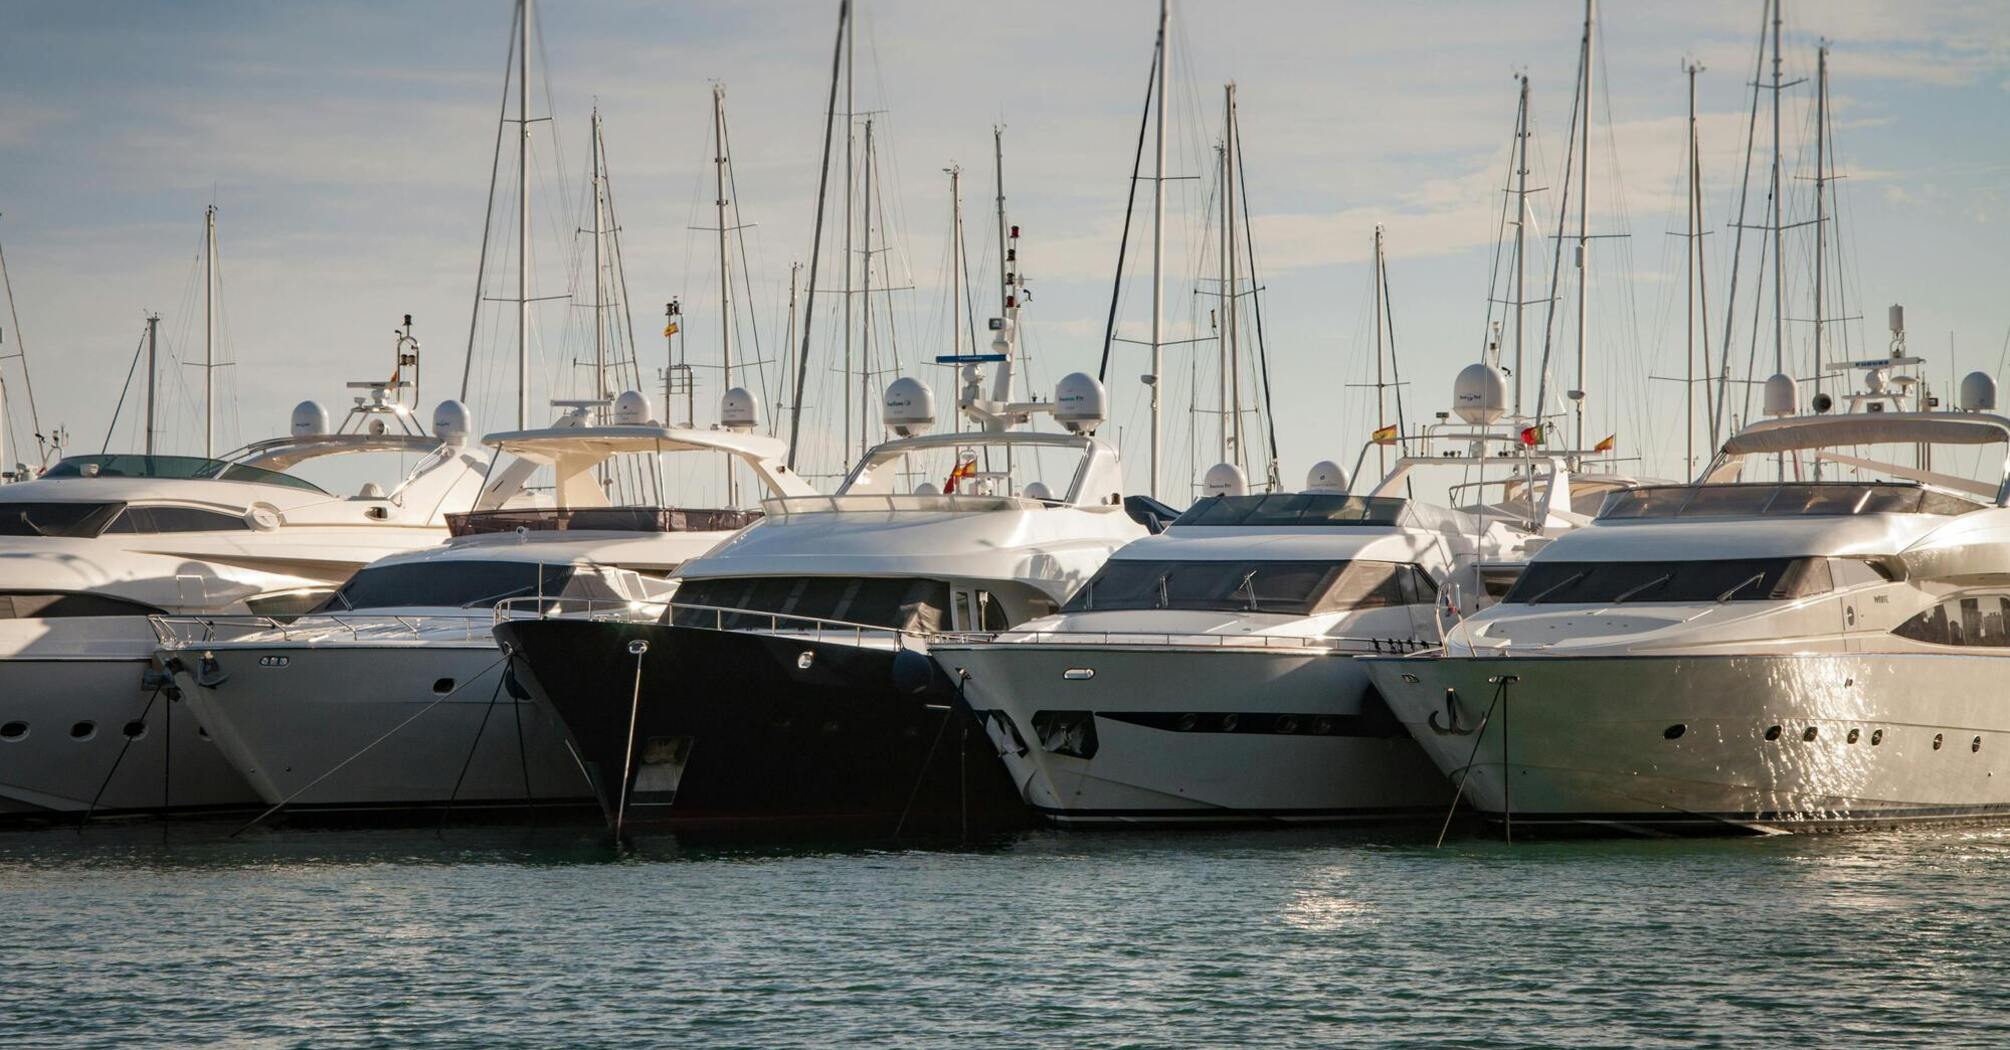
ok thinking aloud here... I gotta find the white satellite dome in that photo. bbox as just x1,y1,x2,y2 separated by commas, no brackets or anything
1023,481,1055,501
431,400,472,444
614,389,654,426
1960,371,1997,412
1452,363,1509,425
1054,372,1108,434
1202,462,1248,498
1763,373,1798,418
290,400,330,439
1305,460,1350,494
720,387,758,431
913,481,941,496
883,377,936,437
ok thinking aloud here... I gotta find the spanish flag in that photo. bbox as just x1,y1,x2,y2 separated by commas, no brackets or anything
1519,424,1544,447
944,457,977,494
1371,423,1399,446
1593,433,1617,453
662,320,680,338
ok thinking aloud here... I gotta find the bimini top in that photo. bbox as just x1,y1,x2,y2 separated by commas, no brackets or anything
1717,412,2010,457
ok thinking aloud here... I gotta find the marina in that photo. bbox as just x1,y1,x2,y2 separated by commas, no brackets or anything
4,0,2010,1043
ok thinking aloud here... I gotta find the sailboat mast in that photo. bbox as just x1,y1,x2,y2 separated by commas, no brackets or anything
1573,0,1593,452
1685,60,1699,475
1215,136,1228,467
842,10,855,467
145,313,159,456
591,108,606,404
1813,42,1828,400
949,164,962,359
994,126,1008,316
1374,225,1386,477
516,0,531,429
204,204,216,457
861,117,875,461
714,84,734,395
1512,75,1530,421
1225,82,1244,473
1148,0,1168,500
1769,0,1784,380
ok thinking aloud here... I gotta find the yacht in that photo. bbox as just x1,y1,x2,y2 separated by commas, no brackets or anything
152,390,817,817
494,363,1155,836
1363,353,2010,834
0,377,490,820
933,367,1606,825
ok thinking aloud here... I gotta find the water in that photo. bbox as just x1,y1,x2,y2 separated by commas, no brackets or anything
3,819,2006,1048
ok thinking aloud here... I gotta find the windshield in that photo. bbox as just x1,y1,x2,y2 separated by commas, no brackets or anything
325,561,619,611
1062,559,1433,616
1175,493,1410,527
0,502,125,538
1503,558,1833,605
1598,483,1980,520
841,439,1087,501
44,455,326,494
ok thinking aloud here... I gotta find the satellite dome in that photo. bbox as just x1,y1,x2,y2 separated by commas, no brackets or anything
614,389,654,426
1202,462,1248,498
1054,373,1108,435
1452,363,1509,425
913,481,941,496
883,377,936,437
1961,371,1997,412
431,400,472,444
1305,460,1350,494
720,387,758,431
1763,373,1798,418
1023,481,1055,501
290,401,330,439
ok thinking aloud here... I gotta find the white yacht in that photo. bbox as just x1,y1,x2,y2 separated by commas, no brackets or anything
0,379,490,820
493,365,1155,835
153,391,817,817
933,371,1603,826
1363,354,2010,834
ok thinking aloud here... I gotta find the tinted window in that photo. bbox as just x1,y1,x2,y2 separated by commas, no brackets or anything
105,506,250,533
1062,560,1423,616
0,502,125,538
328,562,607,611
1176,493,1409,527
0,592,162,618
1504,558,1833,605
1895,594,2010,647
44,455,325,493
671,576,951,633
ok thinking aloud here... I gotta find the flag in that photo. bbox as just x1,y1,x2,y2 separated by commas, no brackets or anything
944,457,977,494
662,320,680,338
1593,433,1616,453
1371,423,1399,446
1519,424,1544,447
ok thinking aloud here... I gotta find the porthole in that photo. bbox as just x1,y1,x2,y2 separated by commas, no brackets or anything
1175,713,1199,732
1933,733,1944,751
0,721,26,741
1765,725,1782,741
1871,729,1884,746
1664,724,1686,740
122,720,147,740
1974,736,1983,753
69,721,96,741
1847,728,1861,744
432,678,456,696
1220,713,1239,733
1803,726,1819,742
1276,715,1300,735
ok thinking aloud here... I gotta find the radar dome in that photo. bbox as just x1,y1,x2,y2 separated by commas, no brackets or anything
720,387,758,431
913,481,941,496
1023,481,1055,501
1763,373,1798,418
1054,373,1108,434
290,401,330,438
1452,363,1509,424
1202,462,1248,498
883,377,936,437
1961,371,1997,412
1305,460,1350,494
614,389,654,426
431,400,472,444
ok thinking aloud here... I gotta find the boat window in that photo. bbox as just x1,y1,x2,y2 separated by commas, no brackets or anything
244,589,338,618
1830,558,1894,588
1503,558,1834,605
1677,486,1776,517
1598,482,1982,520
1479,566,1523,599
669,576,951,633
0,502,127,538
1175,493,1410,527
327,561,610,611
0,592,163,618
104,506,251,533
1062,559,1425,616
1894,594,2010,648
44,455,326,494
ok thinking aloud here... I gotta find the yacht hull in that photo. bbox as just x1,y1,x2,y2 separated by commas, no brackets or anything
166,642,592,815
1364,652,2010,834
937,643,1451,825
493,618,1033,836
0,618,261,820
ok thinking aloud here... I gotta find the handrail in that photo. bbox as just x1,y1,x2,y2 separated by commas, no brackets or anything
151,610,500,648
930,628,1431,654
491,596,927,650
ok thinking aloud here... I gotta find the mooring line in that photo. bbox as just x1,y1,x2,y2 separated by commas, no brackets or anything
1434,676,1509,849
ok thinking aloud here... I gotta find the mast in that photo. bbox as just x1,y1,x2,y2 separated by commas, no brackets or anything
1224,82,1244,473
1215,136,1228,466
995,126,1009,316
784,262,800,425
1147,0,1169,500
1373,225,1386,476
948,163,962,359
1684,60,1699,475
1512,75,1530,420
204,204,216,457
591,108,607,403
713,83,734,395
786,1,847,469
1573,0,1593,451
1768,0,1784,381
842,8,855,467
1813,42,1828,401
860,116,875,462
516,0,531,429
145,313,159,456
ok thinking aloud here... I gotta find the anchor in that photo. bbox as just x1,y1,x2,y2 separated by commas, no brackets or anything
1427,687,1470,736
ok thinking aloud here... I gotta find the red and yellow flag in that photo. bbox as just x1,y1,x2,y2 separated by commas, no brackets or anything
1593,433,1617,453
1371,423,1399,446
944,458,977,494
1519,424,1544,447
662,320,680,338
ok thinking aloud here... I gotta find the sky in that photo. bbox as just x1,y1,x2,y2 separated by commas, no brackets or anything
3,0,2009,504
